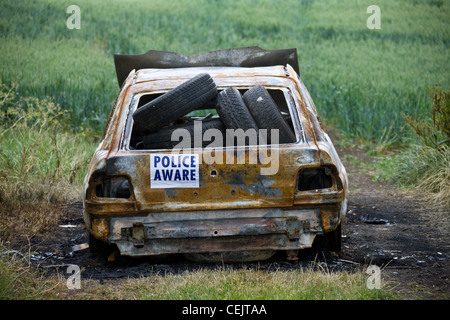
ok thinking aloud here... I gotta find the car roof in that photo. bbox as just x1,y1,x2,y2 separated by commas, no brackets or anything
134,65,291,84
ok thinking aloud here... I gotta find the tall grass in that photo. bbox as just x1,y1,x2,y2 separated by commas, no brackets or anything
0,0,448,142
0,82,94,198
0,242,64,299
58,265,399,300
0,82,95,239
134,267,398,300
376,88,450,211
0,255,399,300
395,146,449,208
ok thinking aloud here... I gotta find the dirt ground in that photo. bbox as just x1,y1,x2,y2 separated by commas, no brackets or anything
18,144,449,300
337,145,449,299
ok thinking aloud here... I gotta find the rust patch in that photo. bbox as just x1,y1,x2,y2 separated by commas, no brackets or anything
320,207,341,233
91,218,110,242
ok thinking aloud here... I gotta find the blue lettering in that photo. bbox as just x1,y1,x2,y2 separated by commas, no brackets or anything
162,156,170,168
174,170,181,181
190,155,196,167
154,170,161,181
190,169,196,181
154,156,161,167
162,169,173,180
182,169,189,180
182,156,190,168
171,156,177,168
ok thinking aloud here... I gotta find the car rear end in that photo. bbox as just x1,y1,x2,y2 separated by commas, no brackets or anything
82,66,347,261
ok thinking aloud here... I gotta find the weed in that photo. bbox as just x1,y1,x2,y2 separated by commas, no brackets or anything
0,242,63,299
403,88,450,149
375,90,450,210
0,82,95,238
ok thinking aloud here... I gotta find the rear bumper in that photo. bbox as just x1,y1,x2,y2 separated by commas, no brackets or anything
86,201,347,257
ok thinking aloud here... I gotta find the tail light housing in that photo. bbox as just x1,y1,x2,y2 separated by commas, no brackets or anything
95,176,131,199
297,166,337,191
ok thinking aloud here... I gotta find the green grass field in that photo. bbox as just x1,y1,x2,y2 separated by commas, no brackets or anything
1,0,448,142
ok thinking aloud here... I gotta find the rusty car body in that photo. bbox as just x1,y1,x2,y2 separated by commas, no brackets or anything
82,48,348,261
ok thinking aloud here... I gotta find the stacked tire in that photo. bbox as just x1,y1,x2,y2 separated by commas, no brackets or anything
243,85,296,144
132,73,219,135
132,73,296,149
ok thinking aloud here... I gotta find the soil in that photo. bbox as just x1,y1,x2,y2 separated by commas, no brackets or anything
12,144,449,300
337,145,449,299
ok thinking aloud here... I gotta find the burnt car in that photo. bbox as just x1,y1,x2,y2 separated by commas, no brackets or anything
82,47,348,261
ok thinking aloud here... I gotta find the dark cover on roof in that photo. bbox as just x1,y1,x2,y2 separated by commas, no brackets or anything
114,47,299,86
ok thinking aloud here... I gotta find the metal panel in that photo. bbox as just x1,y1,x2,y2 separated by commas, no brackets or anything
114,47,299,86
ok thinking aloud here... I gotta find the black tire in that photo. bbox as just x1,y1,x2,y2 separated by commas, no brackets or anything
316,224,342,252
215,87,258,131
143,118,226,149
243,85,296,144
88,233,113,257
132,73,217,134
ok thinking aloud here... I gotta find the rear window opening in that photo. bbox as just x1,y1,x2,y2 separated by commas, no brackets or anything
128,87,298,150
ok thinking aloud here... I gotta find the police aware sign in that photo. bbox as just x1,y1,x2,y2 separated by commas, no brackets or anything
150,154,199,188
